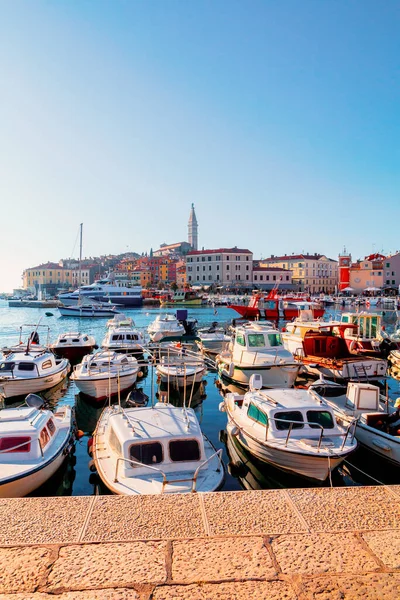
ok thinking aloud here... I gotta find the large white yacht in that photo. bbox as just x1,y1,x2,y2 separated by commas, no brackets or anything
58,273,142,308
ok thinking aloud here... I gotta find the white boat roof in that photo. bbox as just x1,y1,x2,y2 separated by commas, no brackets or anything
0,407,47,433
109,404,201,445
245,388,326,412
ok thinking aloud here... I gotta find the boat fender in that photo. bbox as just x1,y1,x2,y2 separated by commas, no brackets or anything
230,425,240,437
76,429,85,440
372,439,392,452
87,437,94,457
228,362,235,378
219,401,226,413
88,459,97,472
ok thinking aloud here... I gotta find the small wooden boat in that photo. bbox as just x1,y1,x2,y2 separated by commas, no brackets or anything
0,395,75,497
90,402,225,494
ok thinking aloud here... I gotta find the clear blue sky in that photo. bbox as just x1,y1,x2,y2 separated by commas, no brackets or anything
1,0,399,291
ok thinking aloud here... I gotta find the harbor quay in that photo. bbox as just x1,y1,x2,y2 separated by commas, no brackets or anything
0,486,400,599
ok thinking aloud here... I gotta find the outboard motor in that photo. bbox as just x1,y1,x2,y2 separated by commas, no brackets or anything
25,394,45,409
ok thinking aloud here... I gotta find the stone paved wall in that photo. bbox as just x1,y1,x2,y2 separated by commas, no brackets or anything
0,486,399,599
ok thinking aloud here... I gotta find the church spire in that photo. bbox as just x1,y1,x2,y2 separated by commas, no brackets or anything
188,203,198,250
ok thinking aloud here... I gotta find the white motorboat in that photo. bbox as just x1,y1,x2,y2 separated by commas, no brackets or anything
90,402,224,494
58,302,119,318
50,332,97,363
219,374,357,481
196,323,230,356
147,314,185,342
0,348,70,400
70,351,139,400
216,322,300,389
310,378,400,467
101,319,146,356
156,355,206,386
0,395,75,497
281,312,388,382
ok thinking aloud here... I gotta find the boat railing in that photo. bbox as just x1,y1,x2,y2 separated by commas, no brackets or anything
191,449,223,491
265,416,356,451
114,449,223,492
0,437,44,457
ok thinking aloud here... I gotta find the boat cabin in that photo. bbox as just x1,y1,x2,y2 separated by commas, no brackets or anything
340,313,381,341
0,407,59,461
0,351,62,379
238,388,339,440
54,332,93,347
106,404,207,478
285,321,357,359
232,323,282,357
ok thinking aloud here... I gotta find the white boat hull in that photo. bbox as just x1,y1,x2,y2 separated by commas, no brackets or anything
218,363,299,389
156,366,205,385
0,364,70,399
72,372,138,400
227,422,348,481
0,444,69,497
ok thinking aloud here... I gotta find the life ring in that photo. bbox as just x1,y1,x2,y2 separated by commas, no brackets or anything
349,340,361,353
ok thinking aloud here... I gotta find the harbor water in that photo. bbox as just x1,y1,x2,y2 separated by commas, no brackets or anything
1,300,399,496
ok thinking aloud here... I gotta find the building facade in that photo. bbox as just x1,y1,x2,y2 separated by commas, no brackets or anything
261,254,338,293
186,248,253,287
252,266,294,290
23,263,89,296
348,254,385,293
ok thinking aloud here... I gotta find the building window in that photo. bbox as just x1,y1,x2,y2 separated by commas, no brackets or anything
246,275,249,280
202,257,205,262
217,265,219,271
208,256,211,261
203,266,205,271
246,265,249,270
226,265,229,270
217,275,220,281
260,275,263,281
266,275,269,281
254,275,258,281
209,266,212,271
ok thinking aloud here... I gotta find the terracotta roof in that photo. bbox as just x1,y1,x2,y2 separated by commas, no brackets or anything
263,254,337,262
253,266,291,272
26,262,64,270
187,248,252,256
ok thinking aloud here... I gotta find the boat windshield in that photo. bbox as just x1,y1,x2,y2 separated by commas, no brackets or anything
0,362,15,372
306,410,335,429
129,442,163,465
268,333,282,347
247,333,266,347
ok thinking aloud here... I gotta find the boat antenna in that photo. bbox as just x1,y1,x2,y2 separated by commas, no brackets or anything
78,223,83,306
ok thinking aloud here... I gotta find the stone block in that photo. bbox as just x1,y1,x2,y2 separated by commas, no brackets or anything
0,546,52,593
288,487,400,532
153,580,297,599
46,542,167,592
172,537,276,582
202,490,306,536
82,495,205,542
0,590,138,599
301,573,400,599
272,532,380,575
362,530,400,569
0,497,92,545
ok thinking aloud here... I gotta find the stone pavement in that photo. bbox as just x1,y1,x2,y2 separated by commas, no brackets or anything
0,486,399,599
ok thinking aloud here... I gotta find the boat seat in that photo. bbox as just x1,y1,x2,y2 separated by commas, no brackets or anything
365,412,387,429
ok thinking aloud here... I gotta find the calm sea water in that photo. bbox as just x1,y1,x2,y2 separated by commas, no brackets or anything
1,300,399,496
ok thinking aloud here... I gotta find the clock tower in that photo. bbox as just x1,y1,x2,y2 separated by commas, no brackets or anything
339,248,351,291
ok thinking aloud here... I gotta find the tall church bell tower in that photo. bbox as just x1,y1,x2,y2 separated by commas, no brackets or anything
188,203,198,250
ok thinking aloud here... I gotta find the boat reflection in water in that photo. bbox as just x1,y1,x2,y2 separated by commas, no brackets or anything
221,430,351,490
156,379,207,409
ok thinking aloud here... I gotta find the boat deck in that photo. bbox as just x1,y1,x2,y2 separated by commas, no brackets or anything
1,485,399,598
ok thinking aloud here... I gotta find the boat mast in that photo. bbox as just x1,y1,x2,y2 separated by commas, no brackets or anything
78,223,83,305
